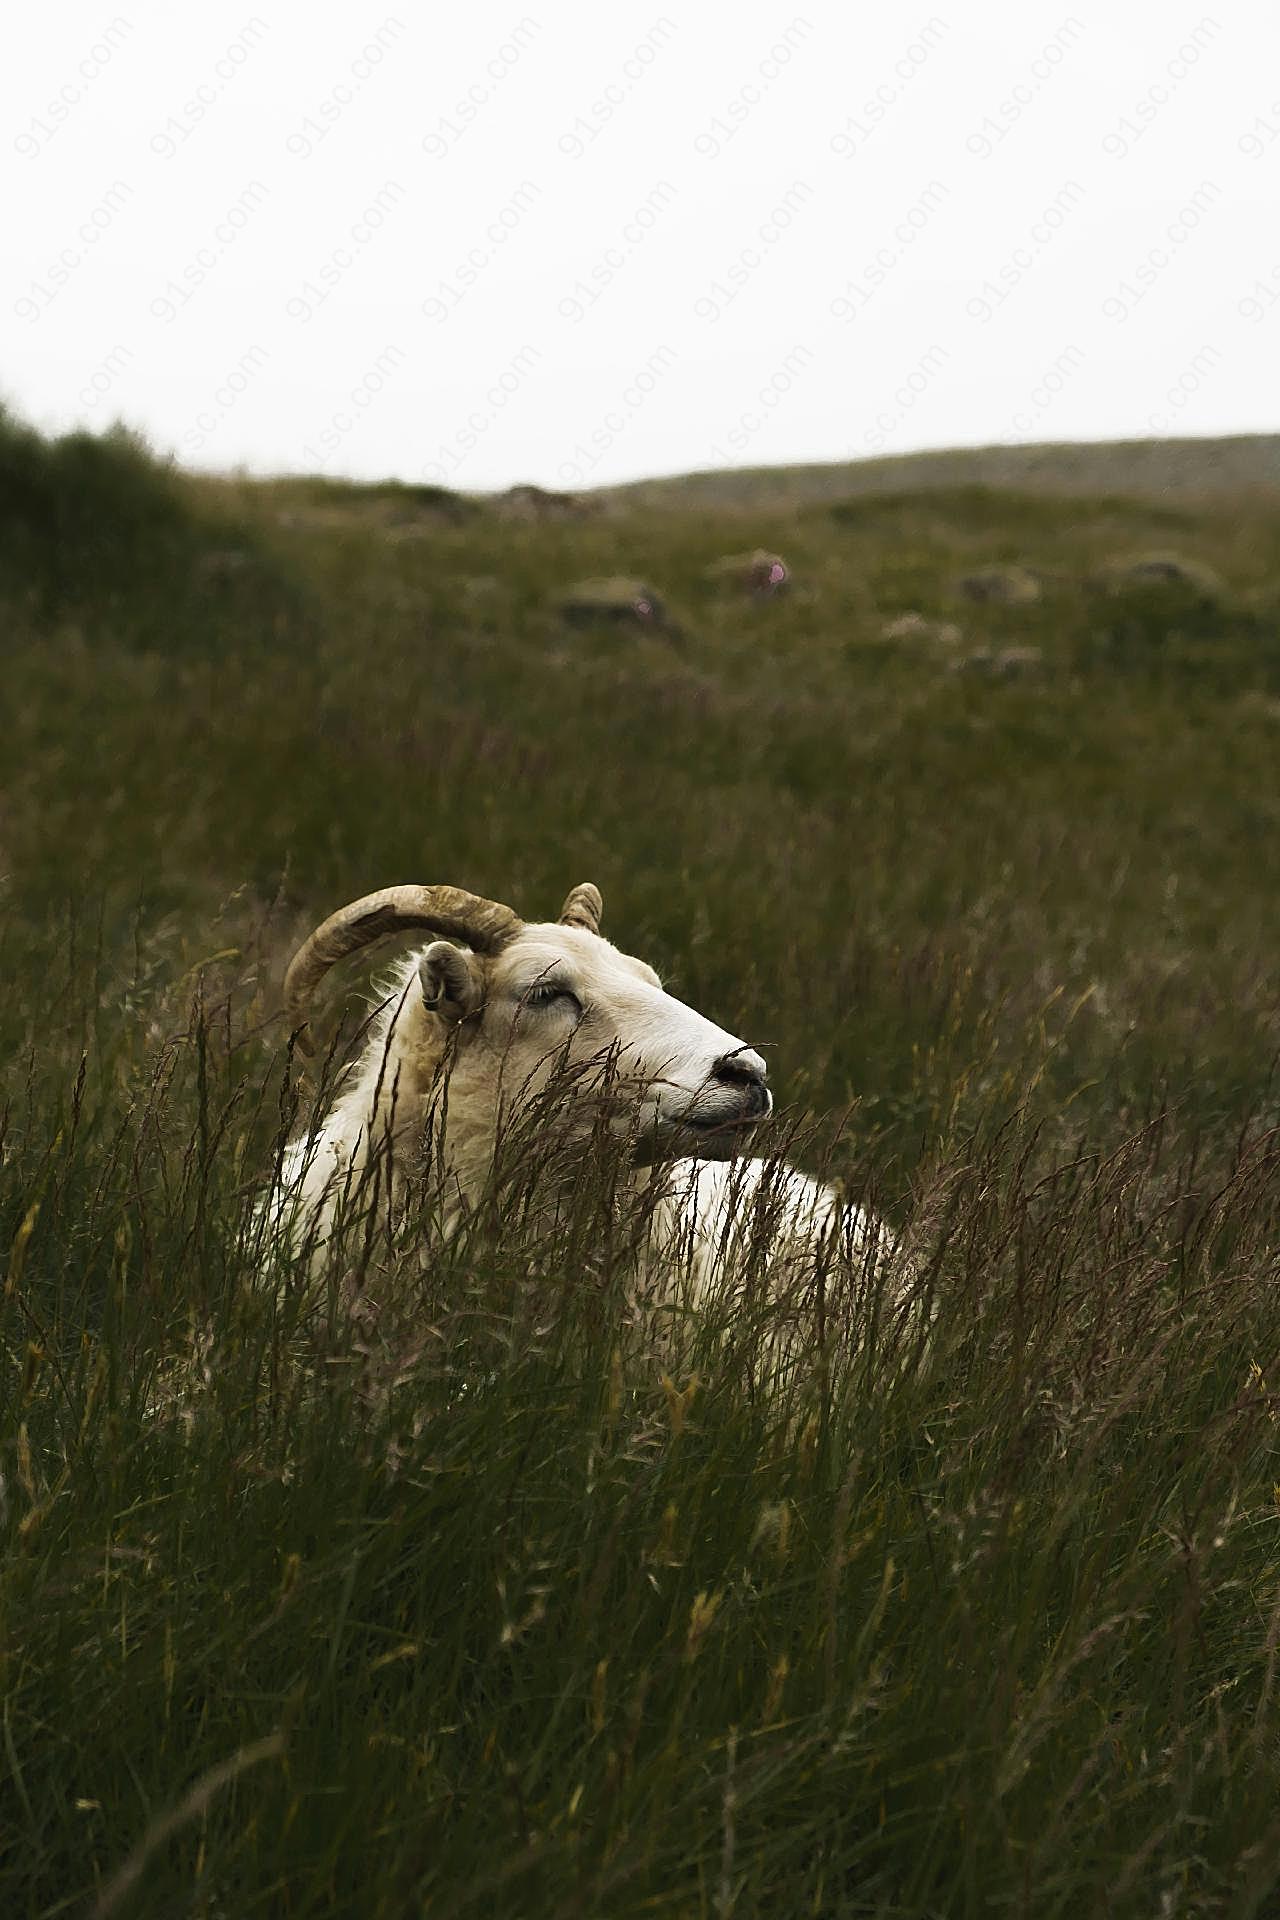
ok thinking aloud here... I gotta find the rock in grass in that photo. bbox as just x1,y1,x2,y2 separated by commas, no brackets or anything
495,482,595,521
705,549,790,596
560,577,669,629
1237,690,1280,723
952,565,1042,605
1100,552,1222,595
881,611,963,645
957,645,1043,678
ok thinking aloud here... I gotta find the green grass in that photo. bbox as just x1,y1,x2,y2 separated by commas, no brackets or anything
5,415,1280,1915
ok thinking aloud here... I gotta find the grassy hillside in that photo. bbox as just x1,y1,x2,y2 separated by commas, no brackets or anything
602,431,1280,512
5,416,1280,1916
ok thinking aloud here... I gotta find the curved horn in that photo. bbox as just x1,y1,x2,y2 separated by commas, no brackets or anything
285,884,521,1050
558,882,603,935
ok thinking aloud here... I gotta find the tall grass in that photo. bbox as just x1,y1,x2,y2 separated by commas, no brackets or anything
4,422,1280,1914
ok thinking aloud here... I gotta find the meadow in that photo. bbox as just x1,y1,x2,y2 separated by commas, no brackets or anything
4,410,1280,1916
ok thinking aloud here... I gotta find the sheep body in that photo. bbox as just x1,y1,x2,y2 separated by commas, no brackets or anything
270,1053,898,1298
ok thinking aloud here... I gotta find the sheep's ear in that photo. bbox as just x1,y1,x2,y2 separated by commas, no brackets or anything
417,941,483,1025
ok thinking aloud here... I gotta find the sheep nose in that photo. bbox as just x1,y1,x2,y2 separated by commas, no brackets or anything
712,1049,770,1111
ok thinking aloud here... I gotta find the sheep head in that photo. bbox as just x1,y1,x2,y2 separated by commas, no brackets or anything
284,880,771,1158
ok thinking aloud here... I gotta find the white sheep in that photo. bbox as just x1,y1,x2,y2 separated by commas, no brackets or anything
267,880,917,1373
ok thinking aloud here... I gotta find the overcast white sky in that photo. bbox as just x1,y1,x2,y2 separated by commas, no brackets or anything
5,3,1278,490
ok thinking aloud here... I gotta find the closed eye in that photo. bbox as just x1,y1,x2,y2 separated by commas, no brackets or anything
522,984,583,1015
